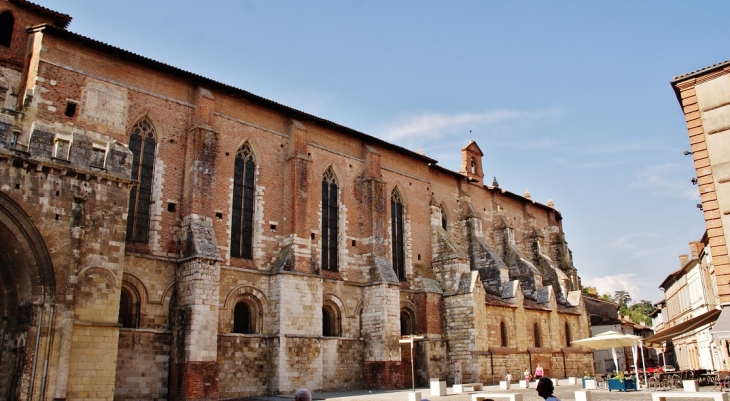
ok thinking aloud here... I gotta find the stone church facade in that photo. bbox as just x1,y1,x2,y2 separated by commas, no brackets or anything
0,1,591,400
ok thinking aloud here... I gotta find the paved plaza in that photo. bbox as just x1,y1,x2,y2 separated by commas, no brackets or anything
242,379,720,401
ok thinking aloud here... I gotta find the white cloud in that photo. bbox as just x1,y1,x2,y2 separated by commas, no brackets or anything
376,107,564,144
582,273,649,302
632,163,698,200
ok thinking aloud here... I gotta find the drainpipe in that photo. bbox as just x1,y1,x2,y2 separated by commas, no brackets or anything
527,349,533,379
561,349,567,378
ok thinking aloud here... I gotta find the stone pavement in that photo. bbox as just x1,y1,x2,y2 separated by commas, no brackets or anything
241,379,720,401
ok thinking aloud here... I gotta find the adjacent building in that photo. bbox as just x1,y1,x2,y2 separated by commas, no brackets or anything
645,236,724,371
0,1,591,400
665,58,730,371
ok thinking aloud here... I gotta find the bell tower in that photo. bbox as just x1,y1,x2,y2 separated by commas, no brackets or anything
460,140,484,183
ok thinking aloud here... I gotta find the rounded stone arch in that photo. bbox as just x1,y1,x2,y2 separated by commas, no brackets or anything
160,280,177,308
400,300,417,335
75,266,119,323
354,299,365,337
222,285,268,334
0,192,57,401
119,273,147,329
322,295,342,338
119,281,141,329
121,272,149,306
161,282,178,331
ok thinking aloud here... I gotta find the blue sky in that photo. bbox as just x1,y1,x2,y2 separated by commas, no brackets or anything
42,1,730,304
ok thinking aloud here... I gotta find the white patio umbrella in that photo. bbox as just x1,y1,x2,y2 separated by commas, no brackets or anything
572,331,647,387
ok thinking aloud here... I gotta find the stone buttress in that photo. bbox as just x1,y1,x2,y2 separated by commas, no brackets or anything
170,87,223,401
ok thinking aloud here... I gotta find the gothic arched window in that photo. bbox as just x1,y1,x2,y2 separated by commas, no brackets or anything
321,168,338,271
0,12,13,47
391,189,405,280
117,286,139,328
231,143,255,259
126,118,156,243
565,322,571,347
534,322,542,348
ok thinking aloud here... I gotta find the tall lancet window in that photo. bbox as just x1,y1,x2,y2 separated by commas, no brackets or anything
231,143,256,259
440,205,447,231
321,168,338,271
126,118,156,243
391,189,405,280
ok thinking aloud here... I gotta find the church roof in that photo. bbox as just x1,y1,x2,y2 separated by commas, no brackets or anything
10,0,71,28
29,24,438,166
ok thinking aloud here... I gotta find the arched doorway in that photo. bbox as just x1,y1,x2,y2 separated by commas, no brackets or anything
0,192,56,401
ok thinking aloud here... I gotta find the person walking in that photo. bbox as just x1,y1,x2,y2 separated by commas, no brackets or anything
536,377,560,401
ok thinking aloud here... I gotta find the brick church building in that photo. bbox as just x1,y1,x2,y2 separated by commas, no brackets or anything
0,1,592,400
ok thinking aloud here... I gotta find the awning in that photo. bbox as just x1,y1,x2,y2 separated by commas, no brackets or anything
711,306,730,341
643,308,721,348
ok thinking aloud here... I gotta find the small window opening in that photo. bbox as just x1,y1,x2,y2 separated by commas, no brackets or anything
54,214,59,220
500,321,508,347
167,203,176,212
417,254,421,261
225,152,229,156
311,233,315,240
55,191,60,197
14,183,19,189
0,12,13,48
64,101,77,117
351,240,356,246
270,224,276,231
215,212,223,219
233,302,252,334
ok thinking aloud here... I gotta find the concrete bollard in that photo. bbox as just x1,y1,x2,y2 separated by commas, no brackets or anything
683,380,699,392
408,391,422,401
575,390,592,401
552,378,559,387
520,380,530,388
568,377,578,385
500,380,510,390
429,378,446,396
